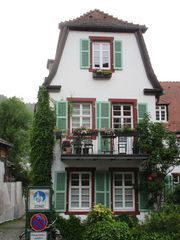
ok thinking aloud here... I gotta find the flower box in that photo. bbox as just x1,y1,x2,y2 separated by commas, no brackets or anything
93,70,112,79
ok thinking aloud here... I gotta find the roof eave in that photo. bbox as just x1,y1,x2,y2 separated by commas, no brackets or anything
59,23,147,33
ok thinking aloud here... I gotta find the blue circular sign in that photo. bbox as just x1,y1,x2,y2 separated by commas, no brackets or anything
33,191,46,204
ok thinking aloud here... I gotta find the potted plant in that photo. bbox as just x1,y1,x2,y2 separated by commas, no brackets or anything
62,139,72,154
72,136,82,154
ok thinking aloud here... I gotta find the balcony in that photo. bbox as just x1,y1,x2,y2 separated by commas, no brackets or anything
60,128,149,161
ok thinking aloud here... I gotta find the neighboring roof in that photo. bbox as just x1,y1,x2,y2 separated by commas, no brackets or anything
59,9,147,33
43,9,162,96
0,138,12,148
159,82,180,132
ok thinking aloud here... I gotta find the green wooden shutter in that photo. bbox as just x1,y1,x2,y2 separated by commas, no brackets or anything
95,171,110,207
138,103,147,122
54,172,66,212
56,101,68,131
139,172,149,211
80,39,90,69
114,40,122,70
96,102,110,152
164,175,174,198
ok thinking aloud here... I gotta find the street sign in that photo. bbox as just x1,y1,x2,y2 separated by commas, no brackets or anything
30,231,47,240
30,213,48,231
28,188,50,211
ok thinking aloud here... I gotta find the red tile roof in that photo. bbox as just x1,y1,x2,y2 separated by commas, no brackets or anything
159,82,180,132
59,9,147,33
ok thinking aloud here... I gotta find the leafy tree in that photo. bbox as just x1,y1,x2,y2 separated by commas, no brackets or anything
137,114,179,209
30,86,55,186
0,97,32,185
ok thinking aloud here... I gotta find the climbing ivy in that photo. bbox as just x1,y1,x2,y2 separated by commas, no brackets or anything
30,86,55,186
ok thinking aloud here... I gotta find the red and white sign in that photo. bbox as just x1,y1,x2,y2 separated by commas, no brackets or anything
30,213,48,231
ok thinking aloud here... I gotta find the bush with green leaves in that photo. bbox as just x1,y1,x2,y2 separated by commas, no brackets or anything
83,220,131,240
56,215,84,240
131,228,176,240
86,204,113,224
114,214,139,228
84,204,131,240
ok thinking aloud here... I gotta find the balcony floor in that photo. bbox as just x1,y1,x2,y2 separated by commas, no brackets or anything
61,153,149,161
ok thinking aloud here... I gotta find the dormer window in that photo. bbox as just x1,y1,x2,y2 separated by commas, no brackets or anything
156,105,167,122
92,42,110,69
80,37,122,71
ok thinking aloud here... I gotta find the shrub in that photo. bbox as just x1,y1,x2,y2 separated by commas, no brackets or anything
114,214,139,228
83,220,130,240
131,228,176,240
144,204,180,235
86,204,113,224
56,215,84,240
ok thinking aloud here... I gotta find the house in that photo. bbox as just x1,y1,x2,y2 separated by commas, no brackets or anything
158,81,180,184
0,138,13,182
43,9,163,220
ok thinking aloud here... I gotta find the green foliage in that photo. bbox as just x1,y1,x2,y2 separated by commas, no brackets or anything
0,97,32,185
131,228,175,240
84,220,130,240
166,184,180,204
86,204,113,224
56,215,84,240
136,114,179,208
114,214,139,228
144,204,180,238
30,86,55,186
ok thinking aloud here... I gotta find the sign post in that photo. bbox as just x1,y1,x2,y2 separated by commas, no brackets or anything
25,186,53,240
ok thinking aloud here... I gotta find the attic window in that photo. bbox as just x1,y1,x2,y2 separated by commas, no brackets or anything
89,36,114,71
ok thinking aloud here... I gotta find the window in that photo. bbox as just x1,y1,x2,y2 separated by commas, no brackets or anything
156,105,167,122
92,42,110,69
113,172,135,211
172,173,180,184
71,103,92,129
112,104,133,129
69,172,91,210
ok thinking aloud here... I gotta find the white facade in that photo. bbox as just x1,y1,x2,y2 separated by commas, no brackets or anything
50,31,156,120
45,10,163,219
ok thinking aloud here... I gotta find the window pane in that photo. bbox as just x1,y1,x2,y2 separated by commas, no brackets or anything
115,189,122,195
82,195,89,201
71,180,79,186
115,195,123,201
71,202,79,208
124,174,133,186
71,195,79,201
82,104,90,115
72,117,80,128
71,189,79,195
72,104,80,115
125,202,133,207
115,202,123,208
82,202,89,208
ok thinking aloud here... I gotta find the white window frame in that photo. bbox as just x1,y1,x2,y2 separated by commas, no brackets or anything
113,172,135,211
172,175,180,184
69,172,91,211
92,42,111,70
156,105,167,122
112,104,133,129
71,103,92,130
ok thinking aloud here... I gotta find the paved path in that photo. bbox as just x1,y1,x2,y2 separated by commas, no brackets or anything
0,217,25,240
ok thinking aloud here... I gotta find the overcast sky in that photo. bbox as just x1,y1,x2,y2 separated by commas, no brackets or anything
0,0,180,103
